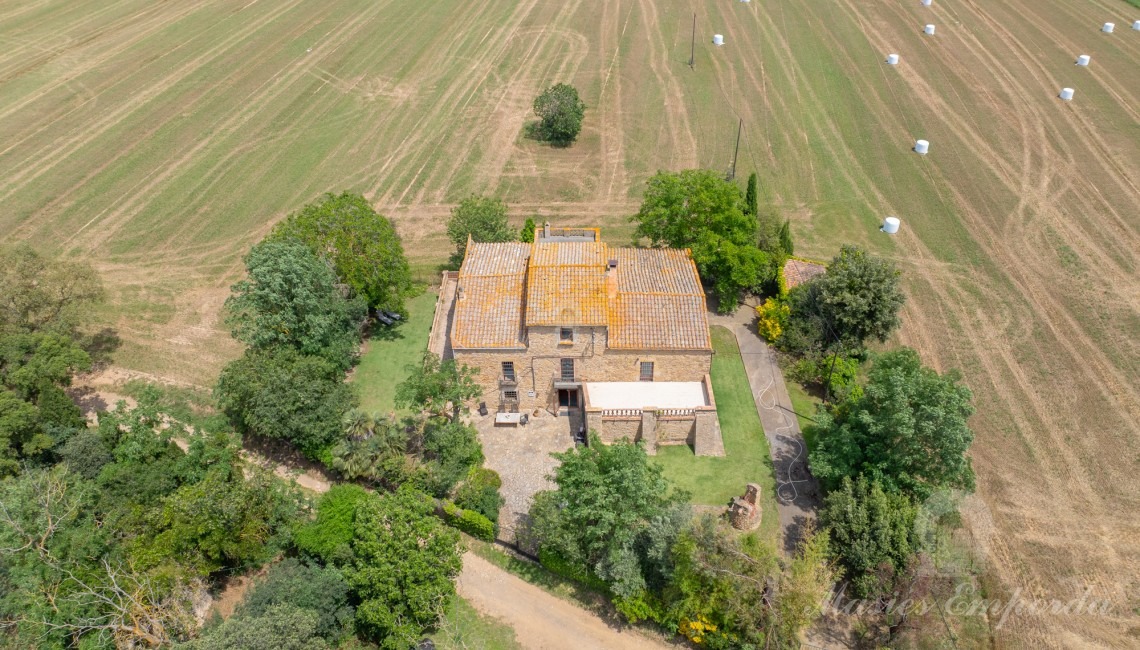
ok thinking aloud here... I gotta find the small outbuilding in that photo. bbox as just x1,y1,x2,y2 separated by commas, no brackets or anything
782,258,827,291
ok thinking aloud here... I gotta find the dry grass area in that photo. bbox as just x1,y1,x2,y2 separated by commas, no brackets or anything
2,0,1138,645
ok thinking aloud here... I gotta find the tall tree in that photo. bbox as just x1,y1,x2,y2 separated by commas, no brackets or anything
270,192,414,313
224,239,366,371
812,244,905,349
446,196,514,267
744,172,759,216
0,332,91,400
532,83,586,145
519,217,537,243
347,486,462,649
527,435,690,598
142,463,302,575
809,347,976,500
819,475,918,597
216,349,357,459
778,219,795,257
632,169,777,312
0,245,103,334
394,351,481,422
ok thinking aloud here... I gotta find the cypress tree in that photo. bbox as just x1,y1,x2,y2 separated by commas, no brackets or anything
744,172,759,217
778,219,794,256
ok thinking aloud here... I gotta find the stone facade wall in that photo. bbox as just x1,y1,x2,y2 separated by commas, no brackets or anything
655,417,695,444
596,349,712,383
596,418,641,444
452,322,712,413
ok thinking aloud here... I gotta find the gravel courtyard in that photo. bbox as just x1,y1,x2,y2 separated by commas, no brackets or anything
473,410,577,542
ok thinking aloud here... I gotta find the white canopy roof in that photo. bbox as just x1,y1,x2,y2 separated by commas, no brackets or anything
584,381,708,410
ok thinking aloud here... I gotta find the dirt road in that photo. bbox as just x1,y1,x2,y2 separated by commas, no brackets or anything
457,553,678,650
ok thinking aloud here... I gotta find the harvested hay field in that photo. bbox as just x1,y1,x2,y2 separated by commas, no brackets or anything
2,0,1138,645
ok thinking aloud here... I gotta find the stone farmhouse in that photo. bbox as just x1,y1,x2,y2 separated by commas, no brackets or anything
429,224,724,456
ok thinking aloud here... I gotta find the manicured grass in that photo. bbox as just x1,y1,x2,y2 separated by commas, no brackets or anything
351,291,438,414
785,380,822,453
430,595,523,650
654,326,779,542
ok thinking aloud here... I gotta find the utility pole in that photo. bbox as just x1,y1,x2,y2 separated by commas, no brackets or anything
729,118,742,180
689,13,696,68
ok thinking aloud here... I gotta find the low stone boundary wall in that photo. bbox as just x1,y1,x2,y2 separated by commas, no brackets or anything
584,374,724,457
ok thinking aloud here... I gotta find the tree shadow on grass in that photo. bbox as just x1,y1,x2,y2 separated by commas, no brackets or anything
67,385,108,419
365,316,408,343
84,327,122,371
522,121,574,148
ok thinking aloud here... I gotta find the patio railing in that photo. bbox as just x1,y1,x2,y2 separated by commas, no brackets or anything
600,408,641,418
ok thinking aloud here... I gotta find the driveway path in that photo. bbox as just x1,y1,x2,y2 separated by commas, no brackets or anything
458,553,678,650
709,304,821,554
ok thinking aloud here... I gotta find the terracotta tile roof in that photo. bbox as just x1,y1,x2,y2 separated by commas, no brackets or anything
783,258,827,290
451,242,529,349
450,236,711,352
613,248,704,294
609,249,711,350
525,242,608,326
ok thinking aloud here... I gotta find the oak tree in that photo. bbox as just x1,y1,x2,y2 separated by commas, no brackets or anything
809,347,976,500
532,83,586,145
270,192,413,313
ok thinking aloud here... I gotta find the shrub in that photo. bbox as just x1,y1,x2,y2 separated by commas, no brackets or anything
613,591,666,625
294,484,373,564
181,604,329,650
57,429,113,480
755,297,790,343
237,558,354,643
420,419,483,498
440,500,495,541
454,467,504,526
786,352,860,400
537,548,609,593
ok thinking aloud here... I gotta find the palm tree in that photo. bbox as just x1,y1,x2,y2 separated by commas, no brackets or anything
343,409,377,441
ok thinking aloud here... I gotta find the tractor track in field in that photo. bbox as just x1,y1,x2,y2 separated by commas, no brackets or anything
3,3,1138,644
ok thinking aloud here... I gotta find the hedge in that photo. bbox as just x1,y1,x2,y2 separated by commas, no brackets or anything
440,500,495,541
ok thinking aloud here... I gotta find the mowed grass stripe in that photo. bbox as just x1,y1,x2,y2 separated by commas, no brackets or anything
654,326,779,543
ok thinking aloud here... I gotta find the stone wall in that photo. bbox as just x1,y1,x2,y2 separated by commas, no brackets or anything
452,322,712,413
585,399,724,457
596,418,641,444
597,349,712,382
655,417,695,444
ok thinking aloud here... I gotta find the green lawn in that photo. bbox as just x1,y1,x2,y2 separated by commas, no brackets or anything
430,595,522,650
785,380,822,454
351,291,438,414
654,326,779,542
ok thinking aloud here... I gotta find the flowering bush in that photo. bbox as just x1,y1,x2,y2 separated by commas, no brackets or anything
755,297,790,343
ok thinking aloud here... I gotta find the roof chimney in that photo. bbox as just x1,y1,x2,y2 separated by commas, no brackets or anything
606,258,618,301
543,221,551,239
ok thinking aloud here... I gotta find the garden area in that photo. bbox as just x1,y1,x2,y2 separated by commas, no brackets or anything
351,290,438,414
653,326,779,542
